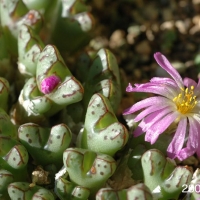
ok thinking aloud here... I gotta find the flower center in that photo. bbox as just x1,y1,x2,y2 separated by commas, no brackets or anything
173,86,197,114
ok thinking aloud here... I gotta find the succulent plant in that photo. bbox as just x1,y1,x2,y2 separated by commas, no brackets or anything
8,182,54,200
55,170,90,200
62,148,117,193
141,149,193,199
18,123,72,168
96,183,153,200
1,0,200,199
11,44,84,124
18,24,44,77
78,93,129,156
0,135,29,198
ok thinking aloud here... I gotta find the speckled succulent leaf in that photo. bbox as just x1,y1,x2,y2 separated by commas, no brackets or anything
79,93,129,156
141,149,193,199
0,108,17,138
1,0,28,28
94,79,120,112
18,123,72,168
0,78,9,111
1,1,43,57
20,77,52,115
10,78,50,125
0,137,28,170
0,170,14,198
19,44,84,116
63,148,116,192
18,23,44,76
0,136,28,181
55,171,90,200
17,10,43,33
189,168,200,199
17,46,84,117
51,0,94,52
36,44,71,84
96,183,153,200
62,0,89,17
8,182,55,200
86,49,120,84
83,48,121,113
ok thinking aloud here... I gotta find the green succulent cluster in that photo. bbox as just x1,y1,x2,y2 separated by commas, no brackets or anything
0,0,199,200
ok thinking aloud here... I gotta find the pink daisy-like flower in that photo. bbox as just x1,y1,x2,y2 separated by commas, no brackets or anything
123,52,200,161
41,75,60,94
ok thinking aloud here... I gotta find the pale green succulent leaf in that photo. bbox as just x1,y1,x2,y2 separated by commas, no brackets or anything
8,182,55,200
18,123,72,168
80,93,129,156
96,183,153,200
63,148,116,191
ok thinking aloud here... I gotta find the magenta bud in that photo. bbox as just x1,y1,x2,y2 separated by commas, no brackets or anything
41,75,60,94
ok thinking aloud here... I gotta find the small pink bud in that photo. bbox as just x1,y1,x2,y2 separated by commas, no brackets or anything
41,75,60,94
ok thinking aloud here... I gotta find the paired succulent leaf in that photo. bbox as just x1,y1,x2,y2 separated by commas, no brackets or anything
8,182,54,200
0,136,29,182
55,169,90,200
190,168,200,200
18,123,72,168
1,0,42,57
14,44,84,123
18,24,44,77
96,183,153,200
141,149,192,199
68,48,122,122
63,148,117,192
78,93,128,156
51,0,94,52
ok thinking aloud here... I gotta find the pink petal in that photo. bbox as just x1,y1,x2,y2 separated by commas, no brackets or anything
133,126,144,137
127,82,178,99
154,52,184,89
176,117,200,160
194,78,200,96
187,117,199,149
123,96,169,115
145,111,179,144
150,77,178,87
134,105,172,122
167,118,187,159
196,140,200,158
177,148,195,161
183,77,197,88
140,107,174,133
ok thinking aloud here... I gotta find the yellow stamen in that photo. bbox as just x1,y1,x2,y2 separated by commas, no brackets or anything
173,85,197,114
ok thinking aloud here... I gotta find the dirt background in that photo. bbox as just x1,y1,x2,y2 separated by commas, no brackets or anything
86,0,200,112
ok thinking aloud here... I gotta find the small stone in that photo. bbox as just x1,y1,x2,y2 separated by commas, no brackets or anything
135,40,151,55
109,30,126,49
